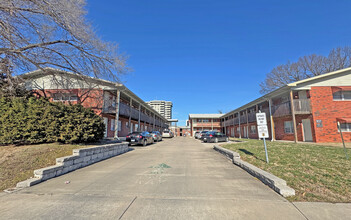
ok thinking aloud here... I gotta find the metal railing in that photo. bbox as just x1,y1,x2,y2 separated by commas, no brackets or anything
293,99,311,114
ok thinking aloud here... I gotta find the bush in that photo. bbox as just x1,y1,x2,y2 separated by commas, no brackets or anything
0,97,105,145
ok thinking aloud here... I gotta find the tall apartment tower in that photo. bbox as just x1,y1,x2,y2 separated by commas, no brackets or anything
146,100,173,119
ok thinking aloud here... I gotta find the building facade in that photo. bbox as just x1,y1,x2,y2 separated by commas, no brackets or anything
221,68,351,143
22,68,169,139
146,100,173,120
189,114,223,136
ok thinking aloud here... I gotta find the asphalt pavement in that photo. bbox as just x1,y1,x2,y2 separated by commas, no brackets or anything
0,137,350,219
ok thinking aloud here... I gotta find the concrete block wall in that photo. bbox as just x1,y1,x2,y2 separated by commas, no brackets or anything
16,143,129,188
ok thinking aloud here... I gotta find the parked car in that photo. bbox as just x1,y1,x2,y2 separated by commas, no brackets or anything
194,131,201,139
199,130,210,141
151,131,162,142
203,131,229,143
162,130,173,138
126,131,154,146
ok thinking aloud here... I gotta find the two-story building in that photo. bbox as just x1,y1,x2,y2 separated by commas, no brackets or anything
188,114,223,136
22,68,169,138
221,67,351,143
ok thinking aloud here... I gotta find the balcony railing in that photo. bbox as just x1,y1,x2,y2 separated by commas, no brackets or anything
293,99,311,114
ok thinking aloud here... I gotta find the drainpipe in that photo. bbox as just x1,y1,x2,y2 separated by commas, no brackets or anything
290,90,298,143
114,90,120,139
268,99,276,141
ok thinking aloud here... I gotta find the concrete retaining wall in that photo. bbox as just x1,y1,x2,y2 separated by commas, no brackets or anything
213,145,295,197
16,143,129,188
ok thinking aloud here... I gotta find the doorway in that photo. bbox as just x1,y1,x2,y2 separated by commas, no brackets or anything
302,119,313,142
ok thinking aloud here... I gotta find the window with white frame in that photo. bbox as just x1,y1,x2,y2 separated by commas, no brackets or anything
333,90,351,100
284,121,294,133
250,125,256,134
236,127,240,134
111,119,115,131
338,122,351,132
52,93,78,101
118,120,121,132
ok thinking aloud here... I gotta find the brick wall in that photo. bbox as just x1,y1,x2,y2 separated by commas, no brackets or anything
310,86,351,142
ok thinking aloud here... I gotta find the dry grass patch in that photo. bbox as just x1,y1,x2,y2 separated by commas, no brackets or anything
0,143,86,191
223,139,351,202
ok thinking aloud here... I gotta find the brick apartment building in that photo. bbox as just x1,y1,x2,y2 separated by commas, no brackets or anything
189,114,223,136
221,68,351,143
22,68,169,138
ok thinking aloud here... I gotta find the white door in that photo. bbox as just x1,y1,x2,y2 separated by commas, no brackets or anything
103,117,108,138
302,119,313,142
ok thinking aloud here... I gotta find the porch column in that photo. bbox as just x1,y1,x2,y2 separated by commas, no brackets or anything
114,90,120,139
211,118,213,130
138,104,141,132
290,90,298,143
153,114,155,130
129,98,132,133
238,112,241,139
246,109,249,139
232,114,235,137
268,99,276,141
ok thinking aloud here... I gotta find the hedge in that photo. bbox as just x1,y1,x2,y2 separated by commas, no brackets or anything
0,97,105,145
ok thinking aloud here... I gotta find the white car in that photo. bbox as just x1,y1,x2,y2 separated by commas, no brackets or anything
162,130,173,138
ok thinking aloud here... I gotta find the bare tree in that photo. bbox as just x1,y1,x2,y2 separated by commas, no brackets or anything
0,0,128,86
260,46,351,94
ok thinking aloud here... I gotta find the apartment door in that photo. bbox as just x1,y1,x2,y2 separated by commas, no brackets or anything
103,117,108,138
302,119,313,142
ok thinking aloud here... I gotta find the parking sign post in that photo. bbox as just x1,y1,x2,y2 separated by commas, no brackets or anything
256,112,269,164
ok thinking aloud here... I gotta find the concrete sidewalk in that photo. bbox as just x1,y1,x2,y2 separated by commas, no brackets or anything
0,137,349,219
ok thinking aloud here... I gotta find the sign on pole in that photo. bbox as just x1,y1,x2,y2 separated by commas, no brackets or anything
256,112,269,163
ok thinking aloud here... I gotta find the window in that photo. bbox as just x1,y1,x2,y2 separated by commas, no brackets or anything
333,90,351,100
118,120,121,131
52,93,78,101
111,119,115,131
250,125,256,134
236,127,240,134
197,119,202,123
338,123,351,132
203,119,209,122
284,121,294,133
126,122,129,128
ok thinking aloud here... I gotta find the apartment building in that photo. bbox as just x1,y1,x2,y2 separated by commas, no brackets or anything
189,114,223,136
146,100,173,119
22,68,169,139
221,68,351,143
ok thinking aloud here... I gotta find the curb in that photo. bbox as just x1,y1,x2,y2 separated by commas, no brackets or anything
213,145,295,197
12,142,130,190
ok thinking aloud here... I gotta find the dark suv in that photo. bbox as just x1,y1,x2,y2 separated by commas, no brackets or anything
203,131,229,143
126,131,154,146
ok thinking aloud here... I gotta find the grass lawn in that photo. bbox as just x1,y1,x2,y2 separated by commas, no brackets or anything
222,139,351,203
0,143,86,191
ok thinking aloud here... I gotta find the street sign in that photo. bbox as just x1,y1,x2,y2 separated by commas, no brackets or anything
256,113,267,126
258,125,269,138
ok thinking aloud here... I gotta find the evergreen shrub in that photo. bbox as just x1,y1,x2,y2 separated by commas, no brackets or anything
0,97,105,145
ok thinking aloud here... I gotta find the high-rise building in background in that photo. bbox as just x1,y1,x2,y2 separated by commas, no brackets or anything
146,100,173,119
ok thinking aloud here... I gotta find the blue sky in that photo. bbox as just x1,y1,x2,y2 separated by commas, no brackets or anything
87,0,351,125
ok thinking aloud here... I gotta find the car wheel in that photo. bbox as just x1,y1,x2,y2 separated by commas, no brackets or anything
214,138,218,143
226,137,229,142
143,139,147,146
